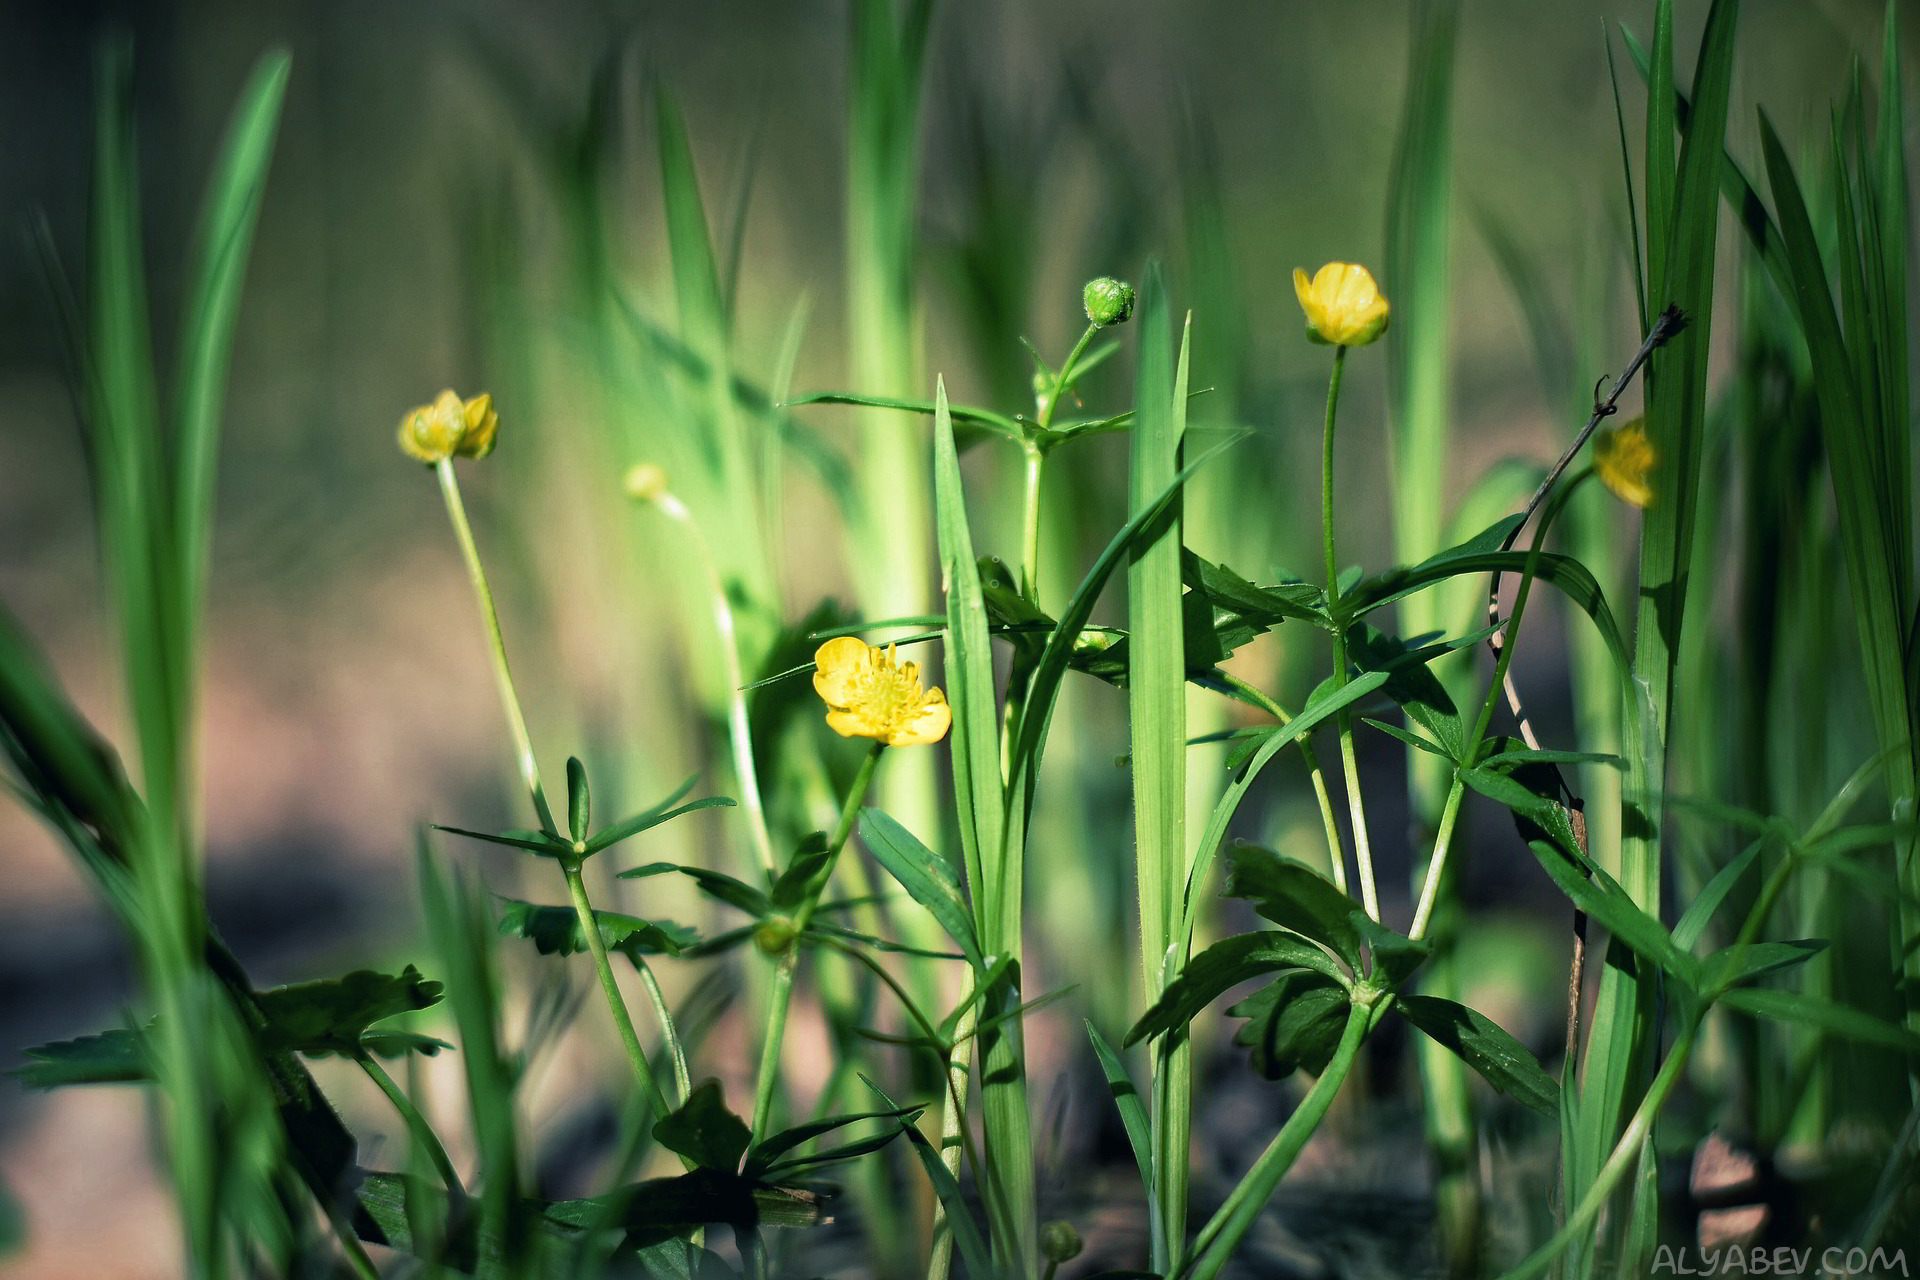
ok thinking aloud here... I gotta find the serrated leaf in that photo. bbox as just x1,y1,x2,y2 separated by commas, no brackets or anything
1223,845,1363,968
1126,931,1349,1047
255,966,445,1056
496,897,699,964
1397,994,1558,1116
11,1027,149,1088
652,1080,752,1173
1227,970,1352,1079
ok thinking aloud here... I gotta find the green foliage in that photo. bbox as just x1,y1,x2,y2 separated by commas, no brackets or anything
652,1081,753,1173
496,898,700,963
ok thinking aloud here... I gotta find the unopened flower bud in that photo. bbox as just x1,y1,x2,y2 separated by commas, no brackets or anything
755,916,798,956
1082,277,1136,327
1040,1220,1083,1263
399,390,499,463
1293,263,1389,347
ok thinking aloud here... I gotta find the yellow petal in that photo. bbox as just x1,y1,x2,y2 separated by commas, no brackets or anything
1293,267,1313,312
826,707,882,739
458,392,500,458
888,688,951,747
813,637,873,707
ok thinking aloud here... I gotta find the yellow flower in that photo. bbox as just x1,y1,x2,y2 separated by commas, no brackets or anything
1293,262,1390,347
812,637,951,747
1593,417,1656,509
398,390,500,463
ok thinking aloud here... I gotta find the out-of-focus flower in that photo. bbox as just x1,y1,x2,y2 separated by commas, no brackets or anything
624,462,670,502
1040,1221,1085,1264
812,637,950,747
1293,263,1390,347
1594,417,1656,509
1082,276,1136,327
398,390,499,463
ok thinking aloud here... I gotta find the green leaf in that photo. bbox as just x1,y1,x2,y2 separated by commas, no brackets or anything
359,1031,454,1059
1717,987,1920,1054
770,832,831,912
862,1076,994,1280
432,823,569,856
585,795,736,856
745,1105,922,1178
12,1027,150,1088
1354,914,1432,988
1526,838,1696,987
1672,840,1763,952
858,807,985,970
786,389,1025,443
1226,970,1352,1079
1700,940,1827,993
496,897,699,964
1085,1021,1155,1206
254,966,445,1056
652,1080,752,1173
1126,932,1350,1047
565,756,590,844
1397,994,1559,1116
618,862,772,918
1223,845,1363,968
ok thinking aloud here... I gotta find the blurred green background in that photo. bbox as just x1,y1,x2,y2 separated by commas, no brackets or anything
0,0,1907,1273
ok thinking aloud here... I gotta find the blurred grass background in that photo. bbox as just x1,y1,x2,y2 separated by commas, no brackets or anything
0,0,1909,1274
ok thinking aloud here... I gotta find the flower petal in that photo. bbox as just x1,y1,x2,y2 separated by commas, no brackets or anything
887,688,951,747
813,636,872,706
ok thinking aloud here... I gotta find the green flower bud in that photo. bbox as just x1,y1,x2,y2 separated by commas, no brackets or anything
1040,1220,1083,1263
755,916,798,956
1082,277,1136,327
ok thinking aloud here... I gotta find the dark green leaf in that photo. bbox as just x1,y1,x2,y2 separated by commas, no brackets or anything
566,757,591,844
12,1027,149,1088
1223,845,1363,968
770,833,831,912
1700,940,1827,993
652,1080,752,1173
619,862,771,918
1085,1021,1155,1202
255,966,445,1056
1354,914,1431,988
1397,994,1559,1116
1227,970,1351,1079
496,897,699,963
745,1106,922,1178
1126,931,1349,1047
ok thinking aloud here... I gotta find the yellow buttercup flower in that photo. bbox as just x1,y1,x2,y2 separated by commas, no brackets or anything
1293,262,1390,347
812,637,950,747
1593,417,1656,509
398,390,500,464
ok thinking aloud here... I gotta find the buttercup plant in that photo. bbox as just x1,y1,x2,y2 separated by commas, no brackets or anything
7,5,1918,1278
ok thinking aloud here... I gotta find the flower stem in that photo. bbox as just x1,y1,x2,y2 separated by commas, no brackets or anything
355,1050,465,1204
654,489,777,877
434,459,558,837
750,740,886,1140
1318,347,1380,922
1212,670,1348,895
1182,997,1375,1280
1020,447,1045,602
562,856,674,1130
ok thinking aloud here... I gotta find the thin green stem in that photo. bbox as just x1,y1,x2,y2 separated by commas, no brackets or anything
635,959,692,1105
1020,447,1044,602
356,1050,465,1203
1410,775,1467,941
1494,1017,1700,1280
750,741,886,1140
1182,997,1375,1280
654,489,777,877
1319,347,1380,922
1213,670,1348,895
562,857,674,1129
1042,323,1102,429
434,460,558,837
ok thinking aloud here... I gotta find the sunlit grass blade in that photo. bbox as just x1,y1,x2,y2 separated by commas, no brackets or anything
1128,265,1190,1271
